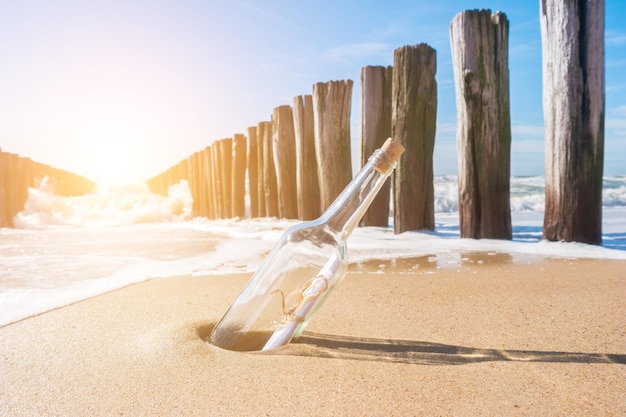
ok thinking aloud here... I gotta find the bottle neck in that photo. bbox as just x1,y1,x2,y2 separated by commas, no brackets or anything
321,149,396,238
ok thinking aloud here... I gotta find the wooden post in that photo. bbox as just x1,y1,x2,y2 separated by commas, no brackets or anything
219,139,233,218
1,152,19,227
293,95,321,220
261,121,279,217
450,10,512,239
272,105,298,219
540,0,605,244
199,149,209,217
392,44,437,234
211,143,224,218
206,146,217,219
15,156,31,225
232,133,247,218
312,79,353,211
200,147,213,218
247,126,260,217
0,151,14,227
0,151,9,227
188,152,200,216
256,123,267,217
360,65,393,227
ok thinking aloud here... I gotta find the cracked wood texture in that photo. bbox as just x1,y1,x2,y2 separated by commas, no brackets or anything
247,126,260,218
360,65,393,227
272,105,298,219
261,121,279,217
540,0,605,244
231,133,247,218
255,122,267,218
313,80,354,211
392,44,437,234
450,9,512,239
293,95,321,220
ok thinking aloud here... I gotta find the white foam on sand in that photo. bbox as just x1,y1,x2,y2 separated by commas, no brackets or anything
1,177,625,327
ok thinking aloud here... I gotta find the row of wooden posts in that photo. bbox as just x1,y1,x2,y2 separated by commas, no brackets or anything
0,149,95,227
147,4,604,244
1,3,603,245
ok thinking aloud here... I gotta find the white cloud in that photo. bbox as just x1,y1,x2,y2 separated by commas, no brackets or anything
607,82,626,91
607,59,626,69
512,138,544,153
610,105,626,118
606,31,626,46
436,122,456,134
321,42,389,62
512,124,545,138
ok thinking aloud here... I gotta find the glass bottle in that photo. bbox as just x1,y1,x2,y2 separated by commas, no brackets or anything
210,138,405,351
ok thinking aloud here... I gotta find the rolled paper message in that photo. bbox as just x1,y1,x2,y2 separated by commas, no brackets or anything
262,255,340,350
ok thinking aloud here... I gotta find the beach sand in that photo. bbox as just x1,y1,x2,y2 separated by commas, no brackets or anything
1,255,625,416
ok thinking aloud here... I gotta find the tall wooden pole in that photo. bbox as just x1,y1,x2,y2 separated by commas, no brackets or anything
211,143,224,218
220,139,233,218
360,65,393,227
247,126,259,217
0,151,12,227
272,105,298,219
450,10,512,239
187,152,202,216
261,121,279,217
540,0,605,244
312,79,353,211
232,133,247,218
392,44,437,234
293,94,321,220
256,122,267,218
205,146,217,219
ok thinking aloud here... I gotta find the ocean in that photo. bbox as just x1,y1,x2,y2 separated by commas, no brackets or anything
1,176,625,327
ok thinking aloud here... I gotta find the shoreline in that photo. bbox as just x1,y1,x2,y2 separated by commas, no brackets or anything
1,256,625,415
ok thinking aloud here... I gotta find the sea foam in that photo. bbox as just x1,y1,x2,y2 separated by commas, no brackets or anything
1,176,625,327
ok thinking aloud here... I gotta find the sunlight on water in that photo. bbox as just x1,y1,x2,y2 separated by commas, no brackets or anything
14,179,193,228
1,176,625,327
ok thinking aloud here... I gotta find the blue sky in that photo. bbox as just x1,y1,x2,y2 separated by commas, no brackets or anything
1,1,624,183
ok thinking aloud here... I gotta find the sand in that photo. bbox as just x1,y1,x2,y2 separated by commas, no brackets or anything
1,255,625,416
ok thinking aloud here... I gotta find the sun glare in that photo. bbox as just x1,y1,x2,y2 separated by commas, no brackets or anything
77,122,151,186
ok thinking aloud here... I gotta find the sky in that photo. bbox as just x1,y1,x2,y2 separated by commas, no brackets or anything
1,1,625,184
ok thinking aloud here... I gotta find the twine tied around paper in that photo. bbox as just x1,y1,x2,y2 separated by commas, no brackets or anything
271,275,329,324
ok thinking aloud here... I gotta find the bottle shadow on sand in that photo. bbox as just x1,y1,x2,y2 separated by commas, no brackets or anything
282,332,626,366
198,324,625,365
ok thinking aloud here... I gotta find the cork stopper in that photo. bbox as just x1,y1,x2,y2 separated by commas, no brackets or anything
380,138,405,163
372,138,405,173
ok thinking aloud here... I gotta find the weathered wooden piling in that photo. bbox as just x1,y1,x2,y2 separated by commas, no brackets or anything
247,126,260,217
360,65,393,227
293,95,321,220
260,121,279,217
195,152,204,216
540,0,605,244
272,105,298,219
391,45,437,234
0,151,11,227
312,80,353,211
232,134,247,218
450,10,512,239
211,143,224,218
211,143,223,218
255,123,267,218
198,148,210,218
219,139,233,218
188,152,201,216
205,146,217,219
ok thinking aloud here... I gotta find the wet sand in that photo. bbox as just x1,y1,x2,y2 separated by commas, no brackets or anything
1,256,625,416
